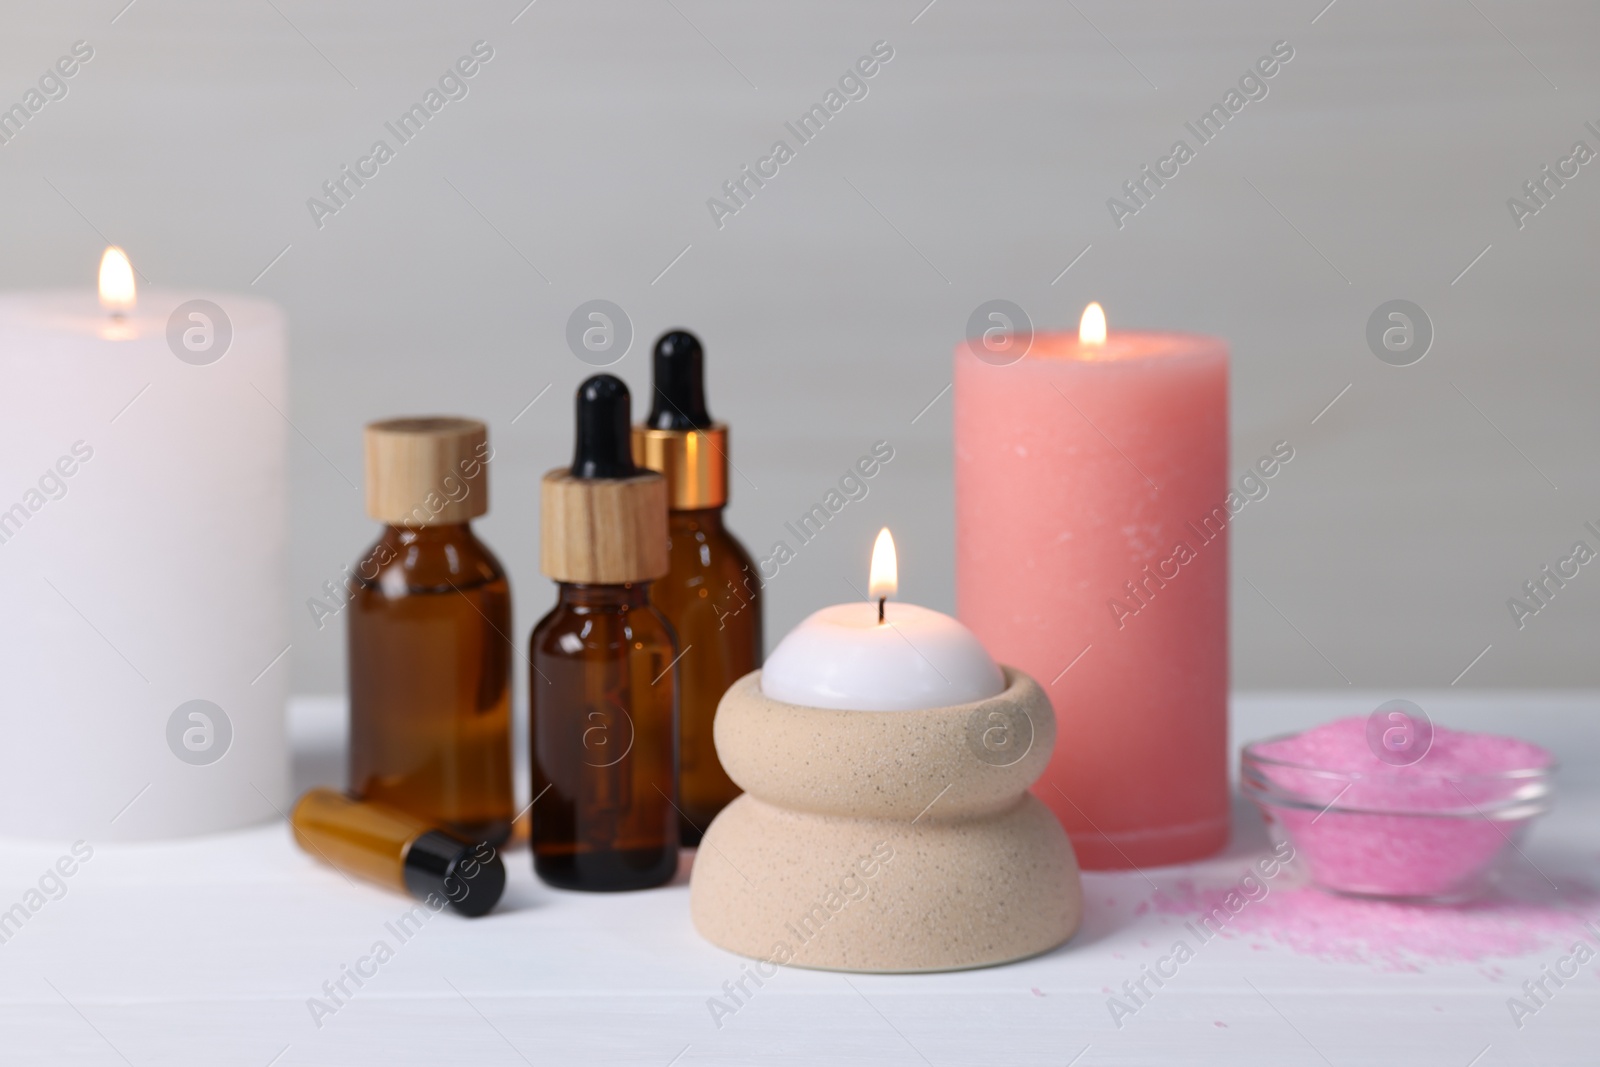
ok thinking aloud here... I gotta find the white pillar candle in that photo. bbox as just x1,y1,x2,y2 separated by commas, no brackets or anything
761,529,1004,711
0,250,289,840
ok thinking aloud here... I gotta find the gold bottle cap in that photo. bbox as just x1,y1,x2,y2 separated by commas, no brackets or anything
632,424,729,510
364,416,489,527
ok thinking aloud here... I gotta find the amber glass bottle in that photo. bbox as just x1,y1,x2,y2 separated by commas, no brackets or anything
531,375,679,891
634,331,762,844
291,788,507,916
348,418,514,847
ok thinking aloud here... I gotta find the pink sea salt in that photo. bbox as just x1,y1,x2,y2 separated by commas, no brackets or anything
1148,873,1600,971
1242,717,1554,901
1252,716,1551,806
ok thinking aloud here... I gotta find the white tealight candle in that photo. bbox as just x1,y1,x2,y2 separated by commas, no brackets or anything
761,528,1005,711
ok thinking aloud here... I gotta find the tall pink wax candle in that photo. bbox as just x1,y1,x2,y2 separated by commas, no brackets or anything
954,315,1229,869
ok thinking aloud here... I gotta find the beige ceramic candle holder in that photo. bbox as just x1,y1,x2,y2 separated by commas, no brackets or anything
690,667,1082,973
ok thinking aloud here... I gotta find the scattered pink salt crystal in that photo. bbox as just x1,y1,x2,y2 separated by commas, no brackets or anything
1147,864,1599,970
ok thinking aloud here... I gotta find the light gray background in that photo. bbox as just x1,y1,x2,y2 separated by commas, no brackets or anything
2,0,1595,697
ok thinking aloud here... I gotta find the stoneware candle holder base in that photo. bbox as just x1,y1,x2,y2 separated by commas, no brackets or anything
690,667,1082,973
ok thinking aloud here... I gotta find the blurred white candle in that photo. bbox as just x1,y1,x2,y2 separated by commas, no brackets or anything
0,249,289,840
761,529,1004,711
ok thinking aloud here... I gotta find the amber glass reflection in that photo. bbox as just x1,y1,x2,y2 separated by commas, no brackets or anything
652,508,761,844
348,523,514,845
529,582,679,891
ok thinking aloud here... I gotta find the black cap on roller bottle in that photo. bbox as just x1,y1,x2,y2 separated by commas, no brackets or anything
402,830,507,918
572,374,639,479
647,330,713,430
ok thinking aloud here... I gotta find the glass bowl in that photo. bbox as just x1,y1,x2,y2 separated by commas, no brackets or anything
1241,733,1554,904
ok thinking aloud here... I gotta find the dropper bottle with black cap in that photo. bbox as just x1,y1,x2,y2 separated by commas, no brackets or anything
632,331,761,844
530,374,680,891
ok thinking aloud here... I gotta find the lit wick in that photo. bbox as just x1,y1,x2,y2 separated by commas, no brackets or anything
99,246,136,322
868,527,897,626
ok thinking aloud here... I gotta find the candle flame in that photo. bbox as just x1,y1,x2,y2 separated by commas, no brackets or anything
99,247,136,315
1079,301,1106,345
869,527,898,603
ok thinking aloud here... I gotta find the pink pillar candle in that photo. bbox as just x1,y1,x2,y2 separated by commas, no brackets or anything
954,324,1229,869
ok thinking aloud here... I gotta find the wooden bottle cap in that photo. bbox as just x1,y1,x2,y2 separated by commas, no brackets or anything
364,417,489,526
540,468,669,584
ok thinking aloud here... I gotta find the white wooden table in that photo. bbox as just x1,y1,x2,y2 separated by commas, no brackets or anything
1,692,1594,1066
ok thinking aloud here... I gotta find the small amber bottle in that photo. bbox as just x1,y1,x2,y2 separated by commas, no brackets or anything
291,788,506,916
531,375,680,891
347,418,514,846
633,331,762,844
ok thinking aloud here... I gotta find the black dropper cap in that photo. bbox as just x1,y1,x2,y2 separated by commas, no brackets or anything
572,374,639,479
401,830,507,918
647,330,713,431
